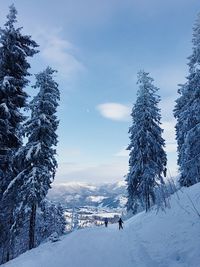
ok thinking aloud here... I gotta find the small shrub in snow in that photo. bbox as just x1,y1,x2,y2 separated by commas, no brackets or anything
49,232,60,243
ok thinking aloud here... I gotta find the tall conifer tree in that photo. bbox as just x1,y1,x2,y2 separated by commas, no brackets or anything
174,13,200,187
126,71,167,213
9,67,60,249
0,5,38,262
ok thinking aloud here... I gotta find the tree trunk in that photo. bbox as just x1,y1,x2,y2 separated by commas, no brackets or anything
3,206,13,263
6,251,10,263
29,204,36,250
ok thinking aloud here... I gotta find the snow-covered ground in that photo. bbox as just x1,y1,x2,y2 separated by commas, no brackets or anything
3,183,200,267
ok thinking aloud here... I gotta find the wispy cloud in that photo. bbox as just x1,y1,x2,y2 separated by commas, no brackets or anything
57,146,81,162
115,147,129,157
165,142,177,153
33,28,85,80
56,159,128,184
160,96,176,120
96,103,131,121
162,120,177,153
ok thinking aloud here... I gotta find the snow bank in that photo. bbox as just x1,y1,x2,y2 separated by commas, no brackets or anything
3,183,200,267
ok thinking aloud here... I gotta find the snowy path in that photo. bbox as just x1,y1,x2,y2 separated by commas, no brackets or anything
5,223,160,267
3,183,200,267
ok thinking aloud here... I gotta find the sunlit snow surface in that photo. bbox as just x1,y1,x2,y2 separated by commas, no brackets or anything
3,183,200,267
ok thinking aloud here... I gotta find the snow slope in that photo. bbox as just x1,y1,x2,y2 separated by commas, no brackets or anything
3,183,200,267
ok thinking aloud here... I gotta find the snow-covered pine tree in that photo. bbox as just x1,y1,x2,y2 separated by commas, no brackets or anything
56,203,66,234
37,200,66,242
0,5,38,195
174,13,200,187
10,67,60,250
126,71,167,213
0,200,66,260
0,5,38,262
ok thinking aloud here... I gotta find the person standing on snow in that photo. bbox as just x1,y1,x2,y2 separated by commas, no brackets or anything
118,218,123,230
104,218,108,227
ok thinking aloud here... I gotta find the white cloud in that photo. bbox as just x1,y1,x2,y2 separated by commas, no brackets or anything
33,28,84,80
97,103,131,121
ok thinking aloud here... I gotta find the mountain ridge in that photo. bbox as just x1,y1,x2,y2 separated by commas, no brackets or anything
48,181,127,209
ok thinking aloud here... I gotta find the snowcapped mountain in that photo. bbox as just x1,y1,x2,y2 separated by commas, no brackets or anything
4,182,200,267
47,181,127,209
47,181,127,230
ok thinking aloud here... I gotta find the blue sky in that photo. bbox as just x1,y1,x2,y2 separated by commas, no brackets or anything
1,0,200,184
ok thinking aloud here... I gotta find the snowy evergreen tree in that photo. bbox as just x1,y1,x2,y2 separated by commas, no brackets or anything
8,67,60,250
37,200,66,241
0,4,38,195
0,200,66,262
126,71,167,213
56,203,66,234
174,13,200,187
0,5,38,262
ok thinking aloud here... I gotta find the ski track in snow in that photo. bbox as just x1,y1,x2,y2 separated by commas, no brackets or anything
2,183,200,267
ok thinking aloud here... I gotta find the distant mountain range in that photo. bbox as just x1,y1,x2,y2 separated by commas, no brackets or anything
47,181,127,209
47,179,178,231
